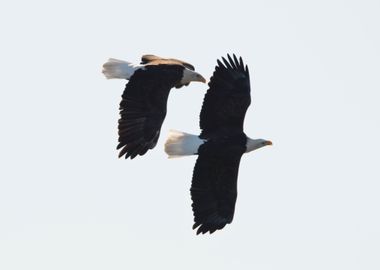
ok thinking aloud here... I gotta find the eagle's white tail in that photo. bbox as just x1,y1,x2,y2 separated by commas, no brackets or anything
164,130,205,158
102,58,142,80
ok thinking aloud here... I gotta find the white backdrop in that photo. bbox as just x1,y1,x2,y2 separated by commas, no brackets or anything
1,1,379,269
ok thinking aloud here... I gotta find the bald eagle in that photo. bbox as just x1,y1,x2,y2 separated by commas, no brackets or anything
164,54,272,234
102,55,206,159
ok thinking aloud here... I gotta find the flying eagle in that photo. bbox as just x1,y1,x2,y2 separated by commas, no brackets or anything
164,54,272,234
102,55,206,159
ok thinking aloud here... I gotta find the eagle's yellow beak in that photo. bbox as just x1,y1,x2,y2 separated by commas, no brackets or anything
197,74,207,83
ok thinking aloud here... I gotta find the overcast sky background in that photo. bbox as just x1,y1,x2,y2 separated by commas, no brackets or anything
1,0,379,269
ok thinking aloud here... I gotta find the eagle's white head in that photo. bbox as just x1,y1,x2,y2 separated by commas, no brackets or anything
180,68,207,85
246,138,273,153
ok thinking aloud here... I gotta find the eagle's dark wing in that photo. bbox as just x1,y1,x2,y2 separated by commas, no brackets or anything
140,54,161,64
190,137,245,234
141,54,195,71
117,68,175,159
199,54,250,137
168,58,195,71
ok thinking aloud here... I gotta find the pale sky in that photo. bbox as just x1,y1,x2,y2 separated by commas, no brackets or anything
1,0,380,269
